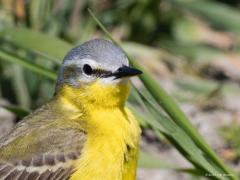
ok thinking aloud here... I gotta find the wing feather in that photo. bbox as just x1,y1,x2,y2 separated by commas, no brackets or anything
0,99,87,180
0,151,79,180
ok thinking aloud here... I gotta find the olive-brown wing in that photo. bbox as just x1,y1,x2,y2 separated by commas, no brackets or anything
0,151,82,180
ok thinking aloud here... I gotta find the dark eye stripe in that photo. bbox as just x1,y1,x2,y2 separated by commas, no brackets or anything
92,69,111,77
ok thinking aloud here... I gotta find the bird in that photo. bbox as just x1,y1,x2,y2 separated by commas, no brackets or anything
0,39,142,180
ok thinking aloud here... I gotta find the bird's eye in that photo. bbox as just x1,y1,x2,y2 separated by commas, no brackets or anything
83,64,93,76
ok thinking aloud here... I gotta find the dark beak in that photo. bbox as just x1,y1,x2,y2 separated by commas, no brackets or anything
102,65,142,79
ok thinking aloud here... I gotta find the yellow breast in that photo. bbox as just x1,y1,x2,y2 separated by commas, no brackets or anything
71,107,140,180
58,81,141,180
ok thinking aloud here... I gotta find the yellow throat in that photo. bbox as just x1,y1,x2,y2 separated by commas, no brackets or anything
56,80,141,180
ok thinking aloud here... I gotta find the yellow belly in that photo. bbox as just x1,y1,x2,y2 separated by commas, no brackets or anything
70,108,140,180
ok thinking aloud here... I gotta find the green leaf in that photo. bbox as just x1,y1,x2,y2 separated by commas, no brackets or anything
170,0,240,33
0,49,57,80
0,27,72,62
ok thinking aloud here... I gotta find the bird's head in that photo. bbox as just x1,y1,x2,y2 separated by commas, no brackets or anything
55,39,142,108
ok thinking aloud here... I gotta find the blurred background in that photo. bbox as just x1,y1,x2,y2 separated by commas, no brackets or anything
0,0,240,179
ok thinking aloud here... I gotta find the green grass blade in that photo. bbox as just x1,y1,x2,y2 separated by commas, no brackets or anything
131,82,222,177
0,50,57,80
132,85,221,176
140,93,222,176
11,65,31,109
170,0,240,33
0,27,72,62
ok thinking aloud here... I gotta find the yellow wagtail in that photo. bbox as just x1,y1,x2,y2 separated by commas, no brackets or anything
0,39,142,180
